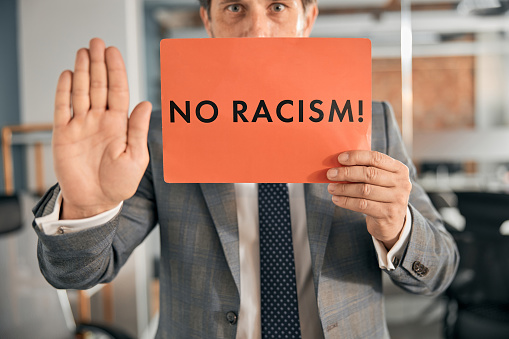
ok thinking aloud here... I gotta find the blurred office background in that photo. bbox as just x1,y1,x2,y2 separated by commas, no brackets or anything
1,0,509,338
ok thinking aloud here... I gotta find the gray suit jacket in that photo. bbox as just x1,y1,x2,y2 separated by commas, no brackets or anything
33,102,459,339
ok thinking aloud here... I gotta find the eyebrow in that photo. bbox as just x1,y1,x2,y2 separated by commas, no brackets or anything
217,0,294,4
217,0,243,5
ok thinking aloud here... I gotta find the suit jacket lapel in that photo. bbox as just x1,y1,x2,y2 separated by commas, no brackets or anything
304,183,335,296
200,183,241,293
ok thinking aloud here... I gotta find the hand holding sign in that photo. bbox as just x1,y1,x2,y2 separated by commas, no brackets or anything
52,38,152,219
327,150,412,250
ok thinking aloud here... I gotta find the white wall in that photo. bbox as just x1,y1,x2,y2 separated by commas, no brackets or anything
18,0,146,189
475,32,507,129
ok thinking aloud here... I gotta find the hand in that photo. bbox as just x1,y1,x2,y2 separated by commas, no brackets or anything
327,150,412,250
52,38,152,219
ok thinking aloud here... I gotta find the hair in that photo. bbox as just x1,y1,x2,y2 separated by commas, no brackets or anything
198,0,317,13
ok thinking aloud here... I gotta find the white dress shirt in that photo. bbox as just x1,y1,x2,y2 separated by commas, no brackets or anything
35,183,411,338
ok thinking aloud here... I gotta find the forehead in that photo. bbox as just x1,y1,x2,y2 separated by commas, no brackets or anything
209,0,305,6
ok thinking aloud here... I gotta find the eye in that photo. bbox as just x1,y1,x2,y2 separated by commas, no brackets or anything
227,4,242,13
272,3,286,12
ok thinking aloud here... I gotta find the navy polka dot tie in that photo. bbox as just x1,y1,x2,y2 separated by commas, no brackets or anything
258,183,301,338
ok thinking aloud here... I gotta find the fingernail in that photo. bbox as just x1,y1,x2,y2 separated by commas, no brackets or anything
338,152,349,163
328,168,338,179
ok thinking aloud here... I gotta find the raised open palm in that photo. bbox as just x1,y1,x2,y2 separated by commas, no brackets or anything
53,38,152,219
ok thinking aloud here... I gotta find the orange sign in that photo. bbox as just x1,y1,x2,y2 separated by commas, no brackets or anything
160,38,371,183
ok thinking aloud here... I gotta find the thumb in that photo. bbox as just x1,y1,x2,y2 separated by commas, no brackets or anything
127,101,152,162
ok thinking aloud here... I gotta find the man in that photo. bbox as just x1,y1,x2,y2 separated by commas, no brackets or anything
33,0,459,338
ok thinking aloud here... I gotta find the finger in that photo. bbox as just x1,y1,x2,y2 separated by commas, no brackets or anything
54,70,73,127
72,48,91,117
331,195,387,219
328,183,401,204
105,46,129,113
126,101,152,162
337,151,402,173
89,38,107,110
327,165,396,187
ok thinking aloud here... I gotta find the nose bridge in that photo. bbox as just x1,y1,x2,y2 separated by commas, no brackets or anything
247,6,270,37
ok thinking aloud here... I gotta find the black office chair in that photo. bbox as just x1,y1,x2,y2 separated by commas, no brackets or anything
0,194,22,235
443,191,509,339
75,323,134,339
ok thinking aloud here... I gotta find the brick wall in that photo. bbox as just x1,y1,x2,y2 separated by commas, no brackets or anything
372,56,475,132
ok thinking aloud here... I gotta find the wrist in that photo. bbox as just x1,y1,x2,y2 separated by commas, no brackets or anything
381,215,406,251
60,199,118,220
382,236,399,251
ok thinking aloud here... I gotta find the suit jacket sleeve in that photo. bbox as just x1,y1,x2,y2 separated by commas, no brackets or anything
32,155,159,290
376,101,459,296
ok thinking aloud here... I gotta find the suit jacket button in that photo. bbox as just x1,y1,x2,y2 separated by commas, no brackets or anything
421,266,429,277
226,311,237,325
412,261,429,277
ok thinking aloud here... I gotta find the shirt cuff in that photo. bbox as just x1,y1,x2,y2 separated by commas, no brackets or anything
372,207,412,271
34,192,122,236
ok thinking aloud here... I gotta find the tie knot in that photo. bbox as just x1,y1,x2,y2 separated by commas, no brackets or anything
258,183,287,191
258,183,290,218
